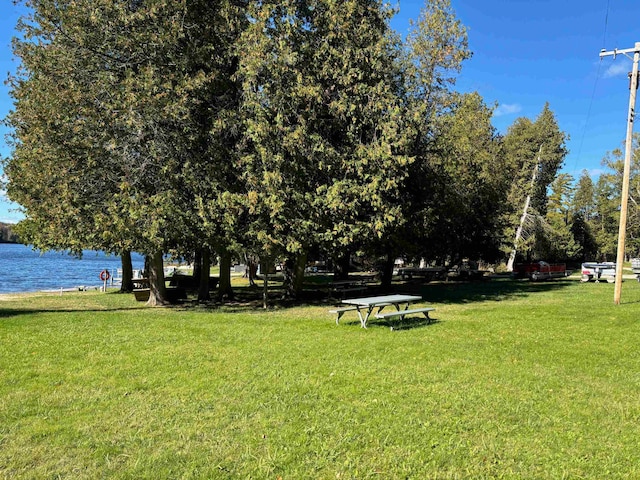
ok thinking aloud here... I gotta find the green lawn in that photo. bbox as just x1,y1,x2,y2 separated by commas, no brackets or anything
2,279,640,478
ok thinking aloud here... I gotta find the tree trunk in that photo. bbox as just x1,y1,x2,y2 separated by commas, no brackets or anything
248,259,258,287
146,251,168,306
379,252,395,290
282,251,307,299
293,251,307,295
217,250,234,300
192,249,202,283
260,256,273,308
119,250,134,293
263,270,269,309
334,250,350,281
198,248,211,302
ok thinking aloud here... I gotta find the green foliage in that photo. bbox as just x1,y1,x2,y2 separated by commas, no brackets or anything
503,103,569,261
572,169,596,221
404,0,471,111
599,133,640,258
7,0,603,291
237,0,411,264
411,92,507,263
592,174,619,260
542,173,580,261
379,0,478,267
4,0,249,303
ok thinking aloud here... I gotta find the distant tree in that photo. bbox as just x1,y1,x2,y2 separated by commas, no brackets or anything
569,170,598,262
411,92,507,265
543,173,580,261
569,213,598,263
502,103,569,261
592,175,619,260
572,170,596,221
0,222,20,243
598,132,640,258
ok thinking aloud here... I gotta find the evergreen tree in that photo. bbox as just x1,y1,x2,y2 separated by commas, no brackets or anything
599,133,640,257
414,92,507,264
4,0,245,304
378,0,472,277
237,0,411,296
544,173,579,261
502,103,568,261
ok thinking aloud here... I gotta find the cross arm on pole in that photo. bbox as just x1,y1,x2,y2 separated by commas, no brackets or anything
600,43,640,61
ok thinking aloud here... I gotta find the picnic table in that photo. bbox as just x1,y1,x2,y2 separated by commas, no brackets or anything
330,294,433,329
132,278,150,288
329,279,368,297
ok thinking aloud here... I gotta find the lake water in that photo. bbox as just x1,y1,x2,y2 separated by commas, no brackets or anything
0,243,145,293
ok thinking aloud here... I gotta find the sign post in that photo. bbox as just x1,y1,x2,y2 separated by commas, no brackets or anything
99,269,111,292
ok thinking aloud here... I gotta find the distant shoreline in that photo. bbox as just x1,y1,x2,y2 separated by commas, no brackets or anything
0,285,115,298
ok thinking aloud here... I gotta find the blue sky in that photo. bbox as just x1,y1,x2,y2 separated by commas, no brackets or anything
1,0,640,223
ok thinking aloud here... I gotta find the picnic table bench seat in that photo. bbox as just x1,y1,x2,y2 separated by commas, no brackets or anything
330,280,367,295
374,307,435,322
328,305,360,324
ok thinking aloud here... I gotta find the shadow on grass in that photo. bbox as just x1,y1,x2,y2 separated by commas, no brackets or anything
0,305,147,320
135,277,579,314
411,277,576,305
370,316,439,331
0,277,577,317
206,277,576,312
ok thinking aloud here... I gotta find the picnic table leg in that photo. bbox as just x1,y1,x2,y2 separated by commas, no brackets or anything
356,306,376,329
393,302,410,321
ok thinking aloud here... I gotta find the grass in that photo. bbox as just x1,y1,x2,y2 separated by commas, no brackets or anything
2,278,640,478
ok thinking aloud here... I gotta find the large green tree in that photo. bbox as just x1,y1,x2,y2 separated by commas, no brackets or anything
542,173,581,261
408,92,507,265
569,170,598,262
371,0,472,278
4,0,141,290
5,0,245,305
591,174,619,260
237,0,412,296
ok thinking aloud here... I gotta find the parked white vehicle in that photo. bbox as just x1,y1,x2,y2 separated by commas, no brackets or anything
632,258,640,282
580,262,616,283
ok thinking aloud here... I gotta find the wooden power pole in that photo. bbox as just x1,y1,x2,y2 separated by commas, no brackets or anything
599,42,640,305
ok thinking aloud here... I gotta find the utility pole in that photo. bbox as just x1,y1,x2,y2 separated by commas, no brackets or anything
599,42,640,305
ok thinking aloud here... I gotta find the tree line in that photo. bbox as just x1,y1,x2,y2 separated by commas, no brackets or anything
1,0,586,305
543,132,640,265
0,222,19,243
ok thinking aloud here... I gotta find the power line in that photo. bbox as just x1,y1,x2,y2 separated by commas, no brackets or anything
602,0,610,48
570,0,611,175
572,62,603,175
